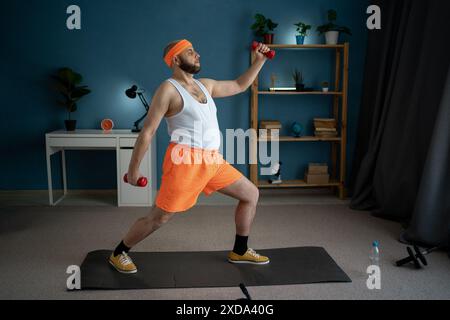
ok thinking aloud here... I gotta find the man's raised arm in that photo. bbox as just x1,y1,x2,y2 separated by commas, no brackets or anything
200,43,271,98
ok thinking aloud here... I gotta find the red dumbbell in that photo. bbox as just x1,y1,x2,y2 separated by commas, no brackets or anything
251,41,276,60
123,173,148,187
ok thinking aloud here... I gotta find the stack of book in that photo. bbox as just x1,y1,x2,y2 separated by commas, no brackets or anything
259,120,282,138
314,118,338,137
305,163,330,184
268,87,296,91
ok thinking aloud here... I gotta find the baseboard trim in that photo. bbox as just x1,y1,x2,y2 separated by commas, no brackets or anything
0,188,349,207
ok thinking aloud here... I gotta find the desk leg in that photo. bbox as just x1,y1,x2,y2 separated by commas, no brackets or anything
46,148,67,206
116,146,121,207
62,149,67,195
46,147,54,205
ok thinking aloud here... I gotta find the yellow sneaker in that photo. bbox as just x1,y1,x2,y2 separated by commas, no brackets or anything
228,248,270,265
109,252,137,274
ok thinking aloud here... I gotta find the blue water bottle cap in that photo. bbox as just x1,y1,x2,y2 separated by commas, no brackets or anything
372,241,379,247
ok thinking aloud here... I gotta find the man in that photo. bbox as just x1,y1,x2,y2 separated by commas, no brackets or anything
109,39,271,273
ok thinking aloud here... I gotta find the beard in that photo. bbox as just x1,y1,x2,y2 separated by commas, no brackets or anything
178,56,201,74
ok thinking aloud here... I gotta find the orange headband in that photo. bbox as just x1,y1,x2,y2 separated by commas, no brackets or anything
164,39,193,68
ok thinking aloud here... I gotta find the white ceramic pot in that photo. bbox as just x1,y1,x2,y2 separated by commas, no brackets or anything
325,31,339,45
322,87,329,92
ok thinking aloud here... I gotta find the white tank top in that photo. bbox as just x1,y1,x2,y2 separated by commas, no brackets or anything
165,78,221,150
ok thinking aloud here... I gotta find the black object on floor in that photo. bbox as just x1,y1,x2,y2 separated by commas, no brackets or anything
396,245,441,269
237,283,252,300
79,247,351,290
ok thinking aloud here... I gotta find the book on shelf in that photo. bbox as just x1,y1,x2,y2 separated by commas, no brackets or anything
313,118,336,129
259,120,282,129
314,127,337,132
267,87,315,92
305,163,330,184
259,129,280,138
314,131,338,137
268,87,296,91
314,118,336,122
261,125,282,129
308,163,329,174
305,173,330,184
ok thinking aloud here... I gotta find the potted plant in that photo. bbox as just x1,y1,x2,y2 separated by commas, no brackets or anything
51,67,91,131
316,9,351,45
293,22,311,45
251,13,278,44
292,69,304,91
321,81,330,92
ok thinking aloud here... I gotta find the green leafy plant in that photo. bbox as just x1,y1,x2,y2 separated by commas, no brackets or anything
251,13,279,37
51,67,91,120
316,9,352,35
294,22,312,36
321,81,329,87
292,69,304,84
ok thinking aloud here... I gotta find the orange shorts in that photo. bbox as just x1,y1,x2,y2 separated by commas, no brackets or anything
155,142,243,213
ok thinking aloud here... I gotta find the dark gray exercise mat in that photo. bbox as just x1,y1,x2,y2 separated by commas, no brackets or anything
80,247,351,290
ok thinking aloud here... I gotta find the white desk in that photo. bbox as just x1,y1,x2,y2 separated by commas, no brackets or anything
45,129,157,206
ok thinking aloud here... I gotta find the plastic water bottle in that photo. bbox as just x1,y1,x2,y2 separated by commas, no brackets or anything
369,241,380,266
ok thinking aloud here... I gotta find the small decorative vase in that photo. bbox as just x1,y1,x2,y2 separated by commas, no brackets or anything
296,35,305,45
263,33,274,44
325,31,339,45
64,120,77,131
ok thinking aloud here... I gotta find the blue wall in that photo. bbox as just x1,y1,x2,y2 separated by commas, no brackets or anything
0,0,368,190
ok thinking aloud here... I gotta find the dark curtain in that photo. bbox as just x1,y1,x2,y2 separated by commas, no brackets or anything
349,0,450,248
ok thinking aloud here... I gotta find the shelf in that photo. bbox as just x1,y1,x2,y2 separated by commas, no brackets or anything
258,136,341,142
258,91,342,95
266,44,345,49
258,179,341,188
250,42,349,199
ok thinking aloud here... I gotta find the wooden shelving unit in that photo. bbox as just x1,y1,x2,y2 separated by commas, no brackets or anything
259,91,343,95
249,43,349,199
258,136,342,142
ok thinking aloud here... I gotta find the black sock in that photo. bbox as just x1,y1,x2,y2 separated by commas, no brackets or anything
113,240,131,257
233,234,248,255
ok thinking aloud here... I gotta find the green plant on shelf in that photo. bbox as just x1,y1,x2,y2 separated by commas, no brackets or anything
251,13,278,37
316,9,352,35
294,22,312,36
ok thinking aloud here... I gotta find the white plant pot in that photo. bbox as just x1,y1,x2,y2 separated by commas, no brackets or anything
322,87,329,92
325,31,339,45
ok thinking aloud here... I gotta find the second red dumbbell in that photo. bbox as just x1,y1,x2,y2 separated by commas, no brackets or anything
123,173,148,187
251,41,276,60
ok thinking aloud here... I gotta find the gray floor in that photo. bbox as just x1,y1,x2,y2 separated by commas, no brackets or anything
0,190,449,300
